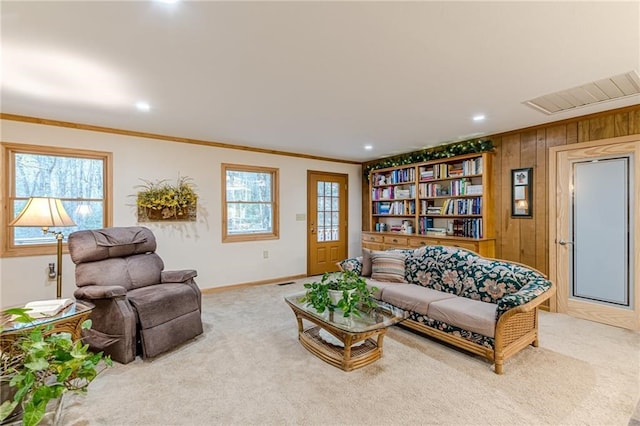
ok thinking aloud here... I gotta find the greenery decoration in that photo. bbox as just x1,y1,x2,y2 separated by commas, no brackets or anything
0,308,112,426
363,138,494,180
135,175,198,220
299,271,378,318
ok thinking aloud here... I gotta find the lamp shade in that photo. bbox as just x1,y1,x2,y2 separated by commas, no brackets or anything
9,197,76,227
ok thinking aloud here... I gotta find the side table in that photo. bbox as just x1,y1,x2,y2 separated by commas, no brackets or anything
0,300,95,425
1,300,94,343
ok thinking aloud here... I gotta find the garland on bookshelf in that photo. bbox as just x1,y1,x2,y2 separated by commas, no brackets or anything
364,139,493,180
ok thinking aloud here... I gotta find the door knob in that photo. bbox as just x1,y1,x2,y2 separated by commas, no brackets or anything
558,239,574,246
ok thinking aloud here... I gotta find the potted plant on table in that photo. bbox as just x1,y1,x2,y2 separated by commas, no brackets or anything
299,270,378,318
0,308,112,426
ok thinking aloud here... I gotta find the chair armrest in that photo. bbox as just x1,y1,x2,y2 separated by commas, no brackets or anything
161,269,198,283
337,257,363,275
496,278,555,319
74,285,127,300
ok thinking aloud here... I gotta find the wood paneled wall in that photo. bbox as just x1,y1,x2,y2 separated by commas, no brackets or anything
492,105,640,275
362,104,640,275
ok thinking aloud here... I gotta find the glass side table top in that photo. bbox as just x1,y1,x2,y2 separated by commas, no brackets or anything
284,291,407,333
0,300,94,334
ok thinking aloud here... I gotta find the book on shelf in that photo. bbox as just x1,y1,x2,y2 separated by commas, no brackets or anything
448,166,464,177
420,170,434,181
440,199,451,215
426,227,447,233
462,157,483,175
377,202,391,214
466,184,483,195
426,230,447,237
22,298,73,318
395,189,411,198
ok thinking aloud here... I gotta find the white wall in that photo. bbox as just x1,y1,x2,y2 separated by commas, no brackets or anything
0,119,362,307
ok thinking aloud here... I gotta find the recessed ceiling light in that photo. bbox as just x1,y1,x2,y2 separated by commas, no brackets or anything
135,101,150,112
156,0,180,4
364,145,373,151
472,114,485,122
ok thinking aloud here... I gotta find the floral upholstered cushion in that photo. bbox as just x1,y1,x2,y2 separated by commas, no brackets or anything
371,251,407,283
405,245,477,295
409,311,494,349
461,259,530,303
338,257,363,276
496,277,552,318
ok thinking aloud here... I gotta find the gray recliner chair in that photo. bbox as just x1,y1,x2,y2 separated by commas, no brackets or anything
68,226,203,364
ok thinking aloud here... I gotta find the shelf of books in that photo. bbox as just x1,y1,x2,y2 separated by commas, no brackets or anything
366,152,495,257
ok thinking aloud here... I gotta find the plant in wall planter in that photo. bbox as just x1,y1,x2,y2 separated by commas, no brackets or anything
135,175,198,221
0,309,112,426
299,271,378,318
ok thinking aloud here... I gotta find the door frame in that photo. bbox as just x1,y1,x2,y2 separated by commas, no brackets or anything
548,134,640,329
306,170,349,276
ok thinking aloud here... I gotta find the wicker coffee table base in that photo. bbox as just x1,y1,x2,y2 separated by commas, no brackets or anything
299,326,385,371
286,303,391,371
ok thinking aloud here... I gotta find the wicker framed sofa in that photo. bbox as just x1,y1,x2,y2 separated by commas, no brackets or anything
339,245,555,374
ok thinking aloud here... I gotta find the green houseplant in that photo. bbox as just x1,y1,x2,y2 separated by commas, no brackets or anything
0,308,112,426
135,175,198,220
300,271,378,318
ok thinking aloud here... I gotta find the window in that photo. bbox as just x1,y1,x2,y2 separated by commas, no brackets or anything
2,143,112,257
222,163,279,242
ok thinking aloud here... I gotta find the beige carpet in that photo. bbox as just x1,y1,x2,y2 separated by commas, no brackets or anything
55,278,639,426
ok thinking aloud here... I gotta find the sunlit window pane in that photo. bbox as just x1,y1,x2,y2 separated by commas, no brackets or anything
316,179,340,242
9,149,108,247
223,164,279,242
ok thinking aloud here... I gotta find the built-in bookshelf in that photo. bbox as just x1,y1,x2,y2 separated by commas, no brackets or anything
367,152,495,256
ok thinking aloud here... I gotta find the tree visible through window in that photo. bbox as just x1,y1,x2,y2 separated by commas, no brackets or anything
2,143,111,256
222,164,279,242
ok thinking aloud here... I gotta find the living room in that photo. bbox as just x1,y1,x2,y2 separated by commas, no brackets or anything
1,1,639,425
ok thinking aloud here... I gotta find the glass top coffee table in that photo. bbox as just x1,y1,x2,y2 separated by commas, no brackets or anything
284,292,407,371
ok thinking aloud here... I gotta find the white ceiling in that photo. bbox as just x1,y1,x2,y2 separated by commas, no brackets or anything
2,1,639,162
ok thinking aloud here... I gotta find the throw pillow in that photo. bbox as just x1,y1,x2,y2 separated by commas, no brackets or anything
361,248,372,277
338,257,363,276
371,251,406,283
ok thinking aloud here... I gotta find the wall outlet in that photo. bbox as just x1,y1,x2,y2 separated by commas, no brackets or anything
263,250,269,259
48,263,56,280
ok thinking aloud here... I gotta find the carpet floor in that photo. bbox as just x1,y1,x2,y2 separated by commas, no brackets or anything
56,278,640,426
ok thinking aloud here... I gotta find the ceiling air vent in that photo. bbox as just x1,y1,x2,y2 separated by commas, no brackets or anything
524,70,640,114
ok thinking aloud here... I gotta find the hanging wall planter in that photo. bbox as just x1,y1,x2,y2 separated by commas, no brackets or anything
135,176,198,222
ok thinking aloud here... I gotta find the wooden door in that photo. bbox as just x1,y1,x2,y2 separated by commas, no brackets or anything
549,135,640,330
307,171,348,276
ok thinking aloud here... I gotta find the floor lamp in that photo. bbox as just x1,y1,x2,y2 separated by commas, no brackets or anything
9,197,76,299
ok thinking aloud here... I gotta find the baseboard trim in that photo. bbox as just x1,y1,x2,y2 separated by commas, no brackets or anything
201,274,308,294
